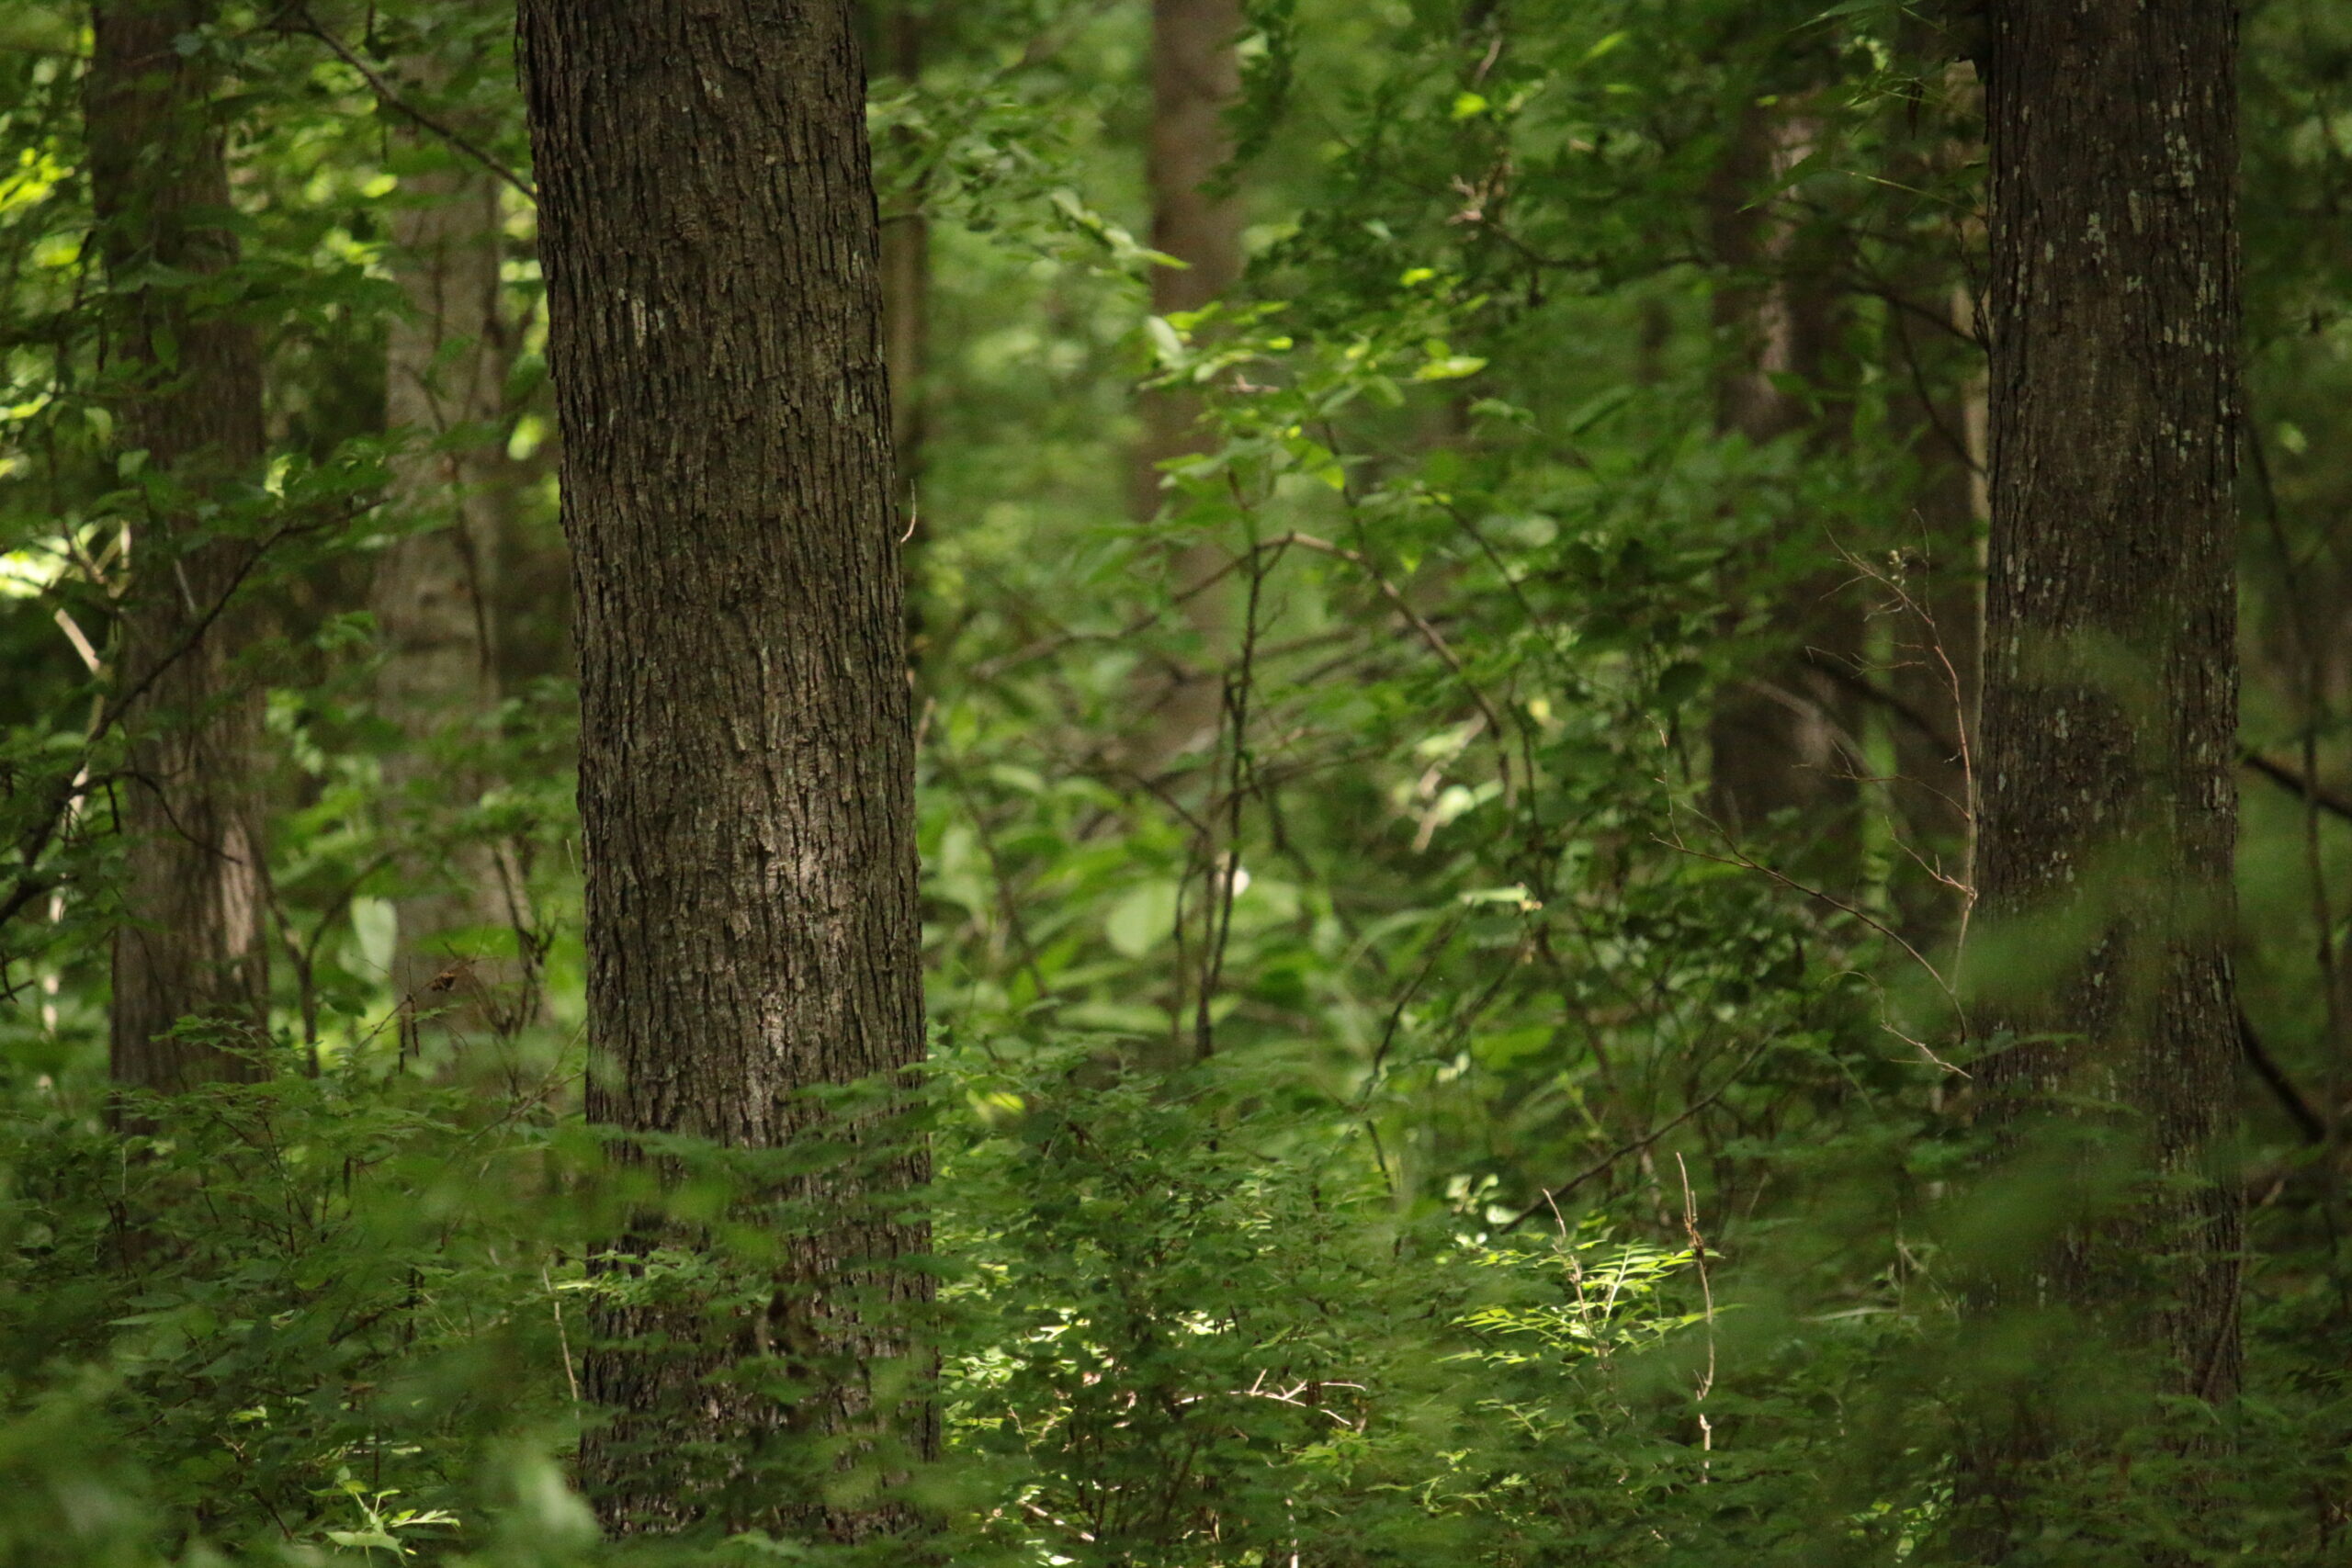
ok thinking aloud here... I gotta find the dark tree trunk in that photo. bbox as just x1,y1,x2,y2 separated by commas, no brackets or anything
374,146,536,1051
1703,97,1864,862
1963,0,2243,1547
517,0,931,1540
89,0,272,1094
1131,0,1244,768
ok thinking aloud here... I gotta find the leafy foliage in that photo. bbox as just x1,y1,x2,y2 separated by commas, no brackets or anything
0,0,2345,1562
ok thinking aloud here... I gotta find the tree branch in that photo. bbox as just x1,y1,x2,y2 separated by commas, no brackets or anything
2238,1009,2328,1145
282,7,537,203
2242,750,2352,829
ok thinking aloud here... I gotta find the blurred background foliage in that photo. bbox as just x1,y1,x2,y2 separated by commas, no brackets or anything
0,0,2346,1561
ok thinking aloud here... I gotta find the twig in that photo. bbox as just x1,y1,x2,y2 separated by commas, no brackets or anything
1675,1154,1715,1473
1193,515,1268,1061
1500,1037,1773,1233
0,505,353,943
544,1264,582,1403
2251,418,2351,1151
1803,646,1961,762
1281,530,1513,800
1824,532,1981,974
1655,829,1966,1067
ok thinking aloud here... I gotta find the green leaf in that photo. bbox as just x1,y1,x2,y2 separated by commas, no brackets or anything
1105,880,1181,958
1145,315,1186,365
1414,355,1487,382
1473,1025,1555,1069
325,1530,401,1550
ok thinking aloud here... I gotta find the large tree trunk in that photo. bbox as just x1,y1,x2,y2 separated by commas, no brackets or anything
518,0,930,1540
374,143,534,1051
1703,98,1864,863
89,0,271,1094
1130,0,1244,769
1964,0,2243,1547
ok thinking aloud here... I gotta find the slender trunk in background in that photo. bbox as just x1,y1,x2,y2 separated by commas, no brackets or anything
519,0,931,1540
1703,98,1863,864
88,0,271,1093
1131,0,1244,768
876,3,932,655
1963,0,2242,1551
374,140,535,1050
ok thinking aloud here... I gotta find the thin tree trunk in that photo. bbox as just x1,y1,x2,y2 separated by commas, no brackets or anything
374,142,535,1051
1703,97,1863,862
518,0,930,1540
89,0,271,1094
1131,0,1244,768
1962,0,2243,1549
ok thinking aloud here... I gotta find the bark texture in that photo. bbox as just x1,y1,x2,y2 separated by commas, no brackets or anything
1965,0,2243,1542
89,0,272,1093
518,0,930,1540
1703,98,1864,859
1132,0,1244,767
374,148,534,1048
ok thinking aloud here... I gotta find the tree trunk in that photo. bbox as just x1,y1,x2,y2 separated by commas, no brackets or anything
1964,0,2243,1547
517,0,931,1540
89,0,272,1094
1703,97,1864,863
374,141,535,1052
1131,0,1244,769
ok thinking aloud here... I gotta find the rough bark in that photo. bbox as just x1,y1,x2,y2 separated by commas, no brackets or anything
374,141,535,1050
518,0,930,1540
1703,98,1864,860
1963,0,2243,1546
1131,0,1244,768
89,0,272,1093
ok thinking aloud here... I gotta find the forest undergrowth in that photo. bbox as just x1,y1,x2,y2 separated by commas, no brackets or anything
0,0,2348,1562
